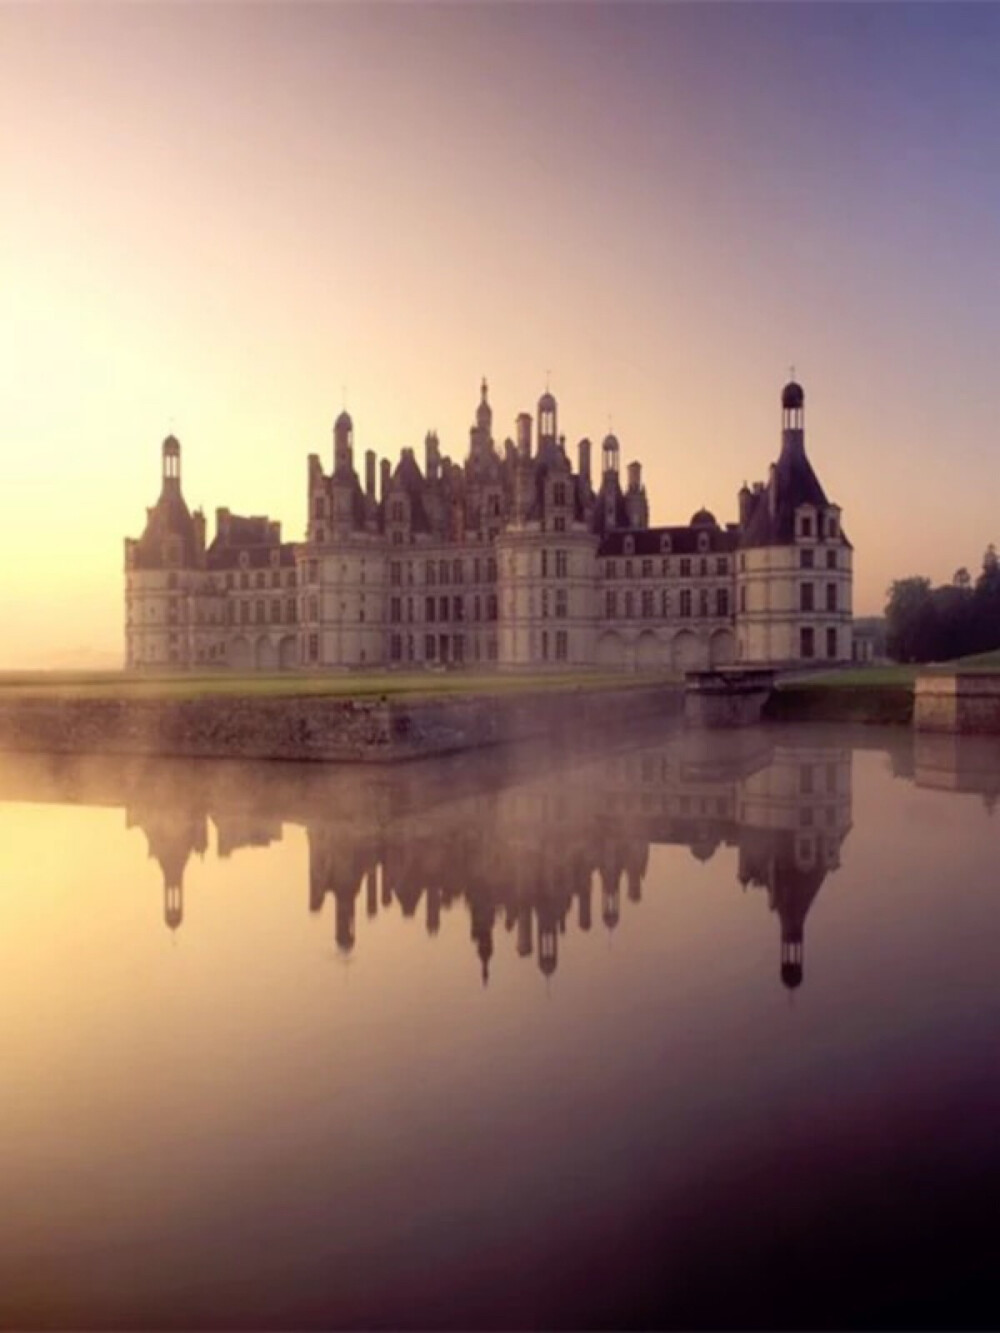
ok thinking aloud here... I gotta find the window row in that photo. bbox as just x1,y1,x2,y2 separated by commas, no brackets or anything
605,588,730,620
605,556,729,580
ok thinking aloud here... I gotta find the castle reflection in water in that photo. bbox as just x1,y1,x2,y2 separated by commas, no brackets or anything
80,728,853,993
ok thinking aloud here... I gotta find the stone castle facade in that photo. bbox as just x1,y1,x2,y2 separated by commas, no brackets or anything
124,377,853,671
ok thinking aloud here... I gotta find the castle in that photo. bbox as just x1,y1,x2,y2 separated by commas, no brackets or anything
124,377,853,671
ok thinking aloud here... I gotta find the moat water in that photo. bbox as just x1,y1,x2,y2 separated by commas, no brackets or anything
1,724,999,1330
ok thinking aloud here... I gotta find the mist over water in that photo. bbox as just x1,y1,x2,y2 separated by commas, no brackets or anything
1,725,999,1329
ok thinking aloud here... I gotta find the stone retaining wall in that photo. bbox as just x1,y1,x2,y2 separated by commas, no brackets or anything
914,673,1000,734
0,685,681,764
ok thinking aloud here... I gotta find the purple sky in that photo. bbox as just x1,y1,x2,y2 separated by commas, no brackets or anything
3,2,999,662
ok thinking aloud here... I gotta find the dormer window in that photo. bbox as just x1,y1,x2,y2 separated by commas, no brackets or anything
698,532,710,553
624,536,634,556
826,514,838,539
270,548,280,567
239,550,249,570
553,482,567,507
660,533,671,553
799,513,814,539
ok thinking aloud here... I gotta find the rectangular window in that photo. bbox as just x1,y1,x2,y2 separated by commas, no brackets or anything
800,549,814,569
425,634,436,660
270,599,281,623
286,598,296,624
241,601,250,624
661,589,670,617
800,582,814,612
826,582,837,612
555,630,568,662
541,630,549,661
541,550,548,578
256,572,265,589
716,588,729,617
439,560,449,585
271,570,281,588
453,595,463,621
740,585,747,612
426,596,435,623
699,589,709,618
309,633,319,662
661,558,670,577
390,634,402,662
680,589,692,618
256,599,265,624
625,559,633,579
641,589,654,618
440,596,449,622
716,557,728,575
487,594,497,620
827,549,838,570
474,558,481,583
680,558,691,577
308,561,318,583
826,627,838,658
453,559,463,584
606,590,616,619
474,595,481,620
555,588,568,618
606,560,616,579
556,550,568,578
641,558,652,578
541,589,549,619
801,516,813,538
390,597,401,623
390,562,401,586
801,627,815,659
426,560,436,586
624,591,634,618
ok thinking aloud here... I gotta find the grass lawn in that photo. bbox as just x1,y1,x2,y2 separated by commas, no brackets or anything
0,668,681,702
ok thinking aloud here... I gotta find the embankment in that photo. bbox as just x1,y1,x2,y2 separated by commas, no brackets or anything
0,683,683,763
763,681,914,726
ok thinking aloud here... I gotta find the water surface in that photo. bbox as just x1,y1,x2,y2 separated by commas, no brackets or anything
1,725,999,1330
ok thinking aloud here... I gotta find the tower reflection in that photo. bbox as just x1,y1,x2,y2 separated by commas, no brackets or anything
0,730,855,989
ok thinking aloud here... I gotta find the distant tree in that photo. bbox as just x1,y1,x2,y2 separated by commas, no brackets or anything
885,577,937,663
972,544,1000,653
953,567,971,590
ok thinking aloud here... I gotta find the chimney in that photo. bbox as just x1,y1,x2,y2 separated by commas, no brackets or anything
578,438,592,485
627,461,642,493
516,412,532,459
425,430,440,481
380,458,391,503
768,463,778,518
738,483,752,526
365,450,376,500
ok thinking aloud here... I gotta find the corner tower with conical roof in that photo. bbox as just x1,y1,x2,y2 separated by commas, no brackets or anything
124,435,209,669
734,379,853,666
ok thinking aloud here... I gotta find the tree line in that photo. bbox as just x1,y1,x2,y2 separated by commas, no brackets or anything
886,546,1000,663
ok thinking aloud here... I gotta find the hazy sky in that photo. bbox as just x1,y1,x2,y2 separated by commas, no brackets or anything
3,2,999,665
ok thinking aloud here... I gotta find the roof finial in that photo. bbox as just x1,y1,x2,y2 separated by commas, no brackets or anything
481,375,488,401
789,364,796,381
545,369,551,391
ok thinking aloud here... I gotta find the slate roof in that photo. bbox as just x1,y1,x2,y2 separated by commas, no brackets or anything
130,486,200,569
597,524,738,558
740,436,832,548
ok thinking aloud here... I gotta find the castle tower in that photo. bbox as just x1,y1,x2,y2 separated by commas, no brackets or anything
735,378,853,666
